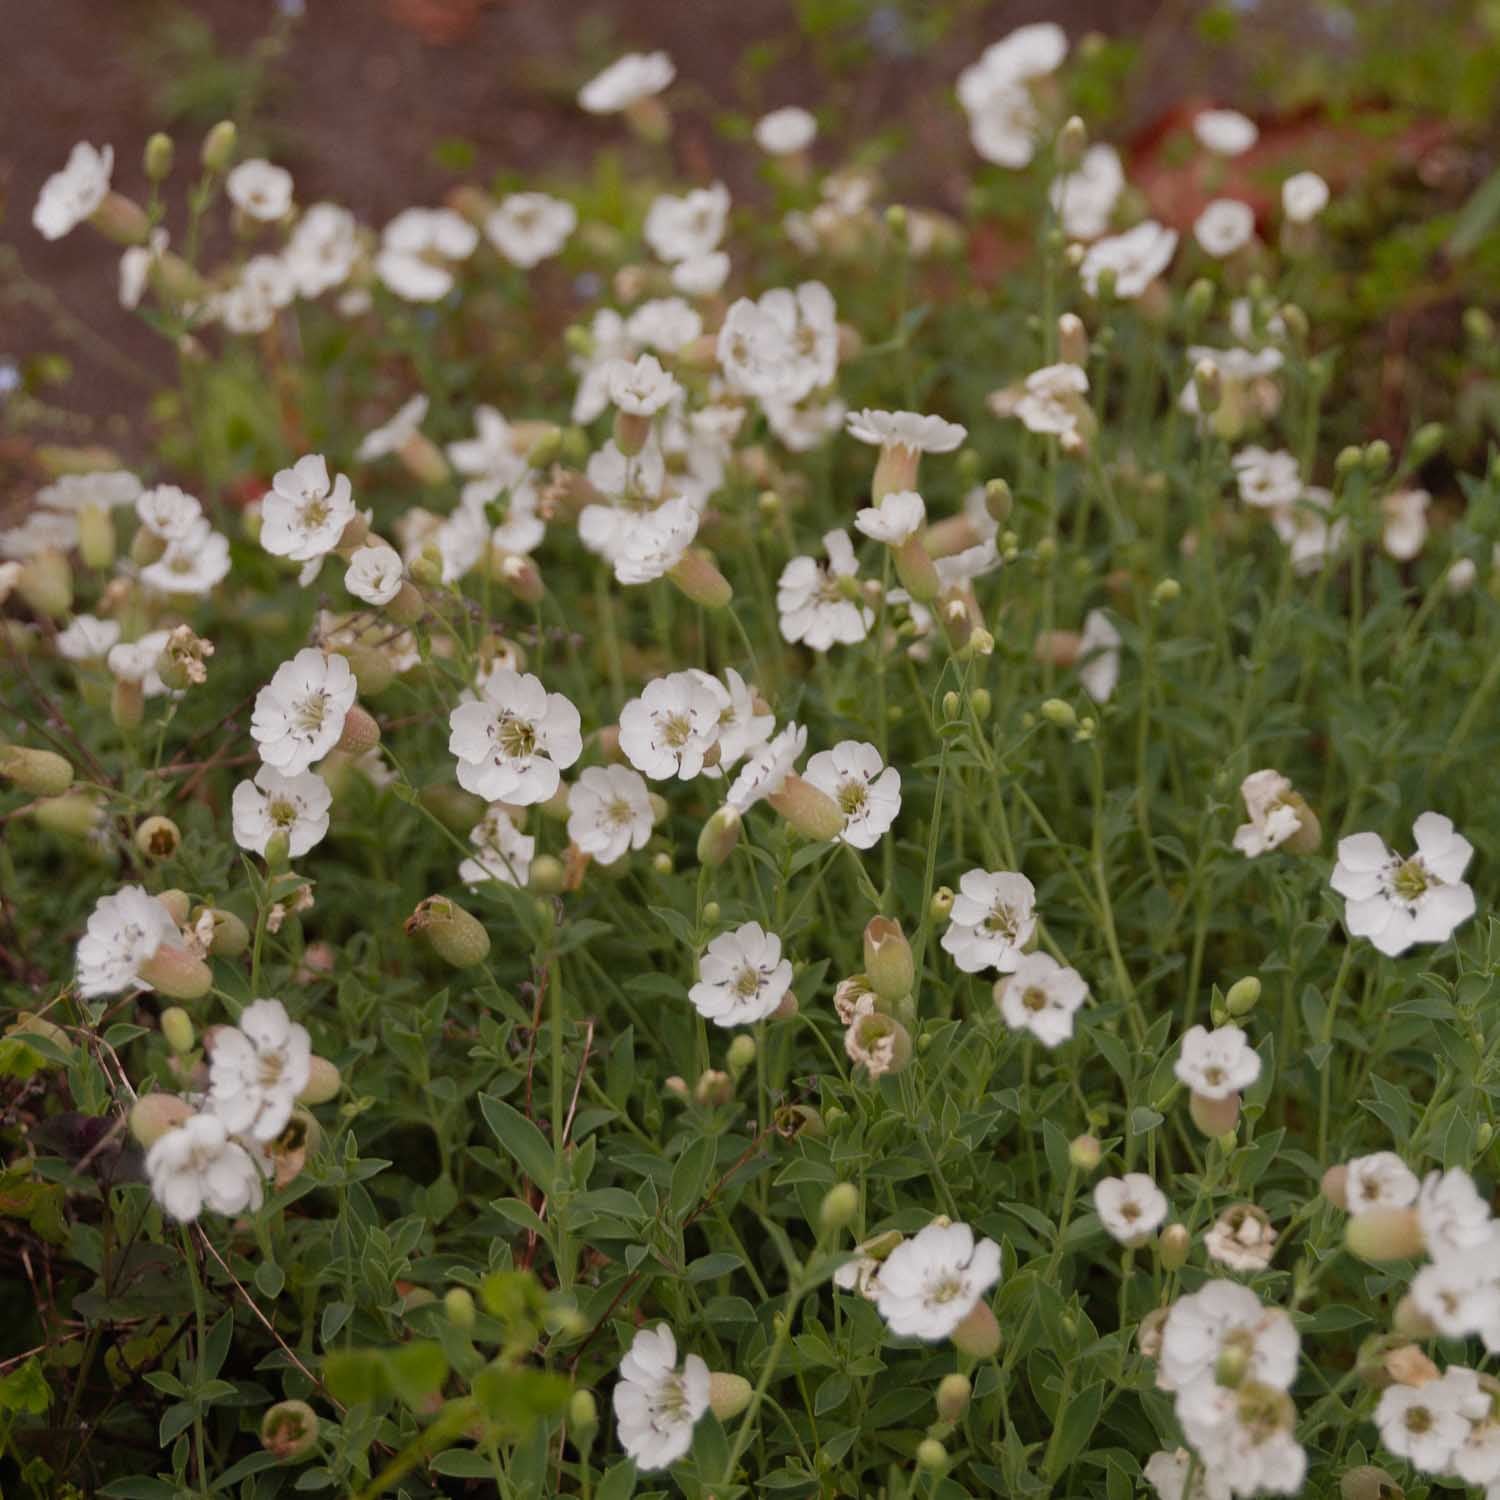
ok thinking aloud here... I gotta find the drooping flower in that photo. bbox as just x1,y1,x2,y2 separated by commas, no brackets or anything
579,52,676,115
251,650,358,775
567,765,654,866
34,142,113,240
145,1112,266,1223
873,1219,1002,1340
941,869,1037,974
801,740,901,849
994,952,1088,1048
232,766,332,858
447,668,583,805
689,922,793,1027
459,805,535,888
1330,813,1476,957
1094,1174,1169,1245
208,998,312,1143
611,1324,707,1472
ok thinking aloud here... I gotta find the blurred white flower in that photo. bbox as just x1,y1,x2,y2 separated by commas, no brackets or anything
485,192,576,268
755,106,817,155
34,142,113,240
1194,200,1256,258
76,885,182,998
227,159,294,221
146,1113,265,1223
579,51,676,115
208,998,312,1142
1194,109,1258,157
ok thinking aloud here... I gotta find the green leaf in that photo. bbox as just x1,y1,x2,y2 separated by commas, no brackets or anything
0,1357,51,1413
1046,1380,1104,1476
430,1449,498,1477
595,1459,638,1500
670,1135,718,1220
479,1094,556,1193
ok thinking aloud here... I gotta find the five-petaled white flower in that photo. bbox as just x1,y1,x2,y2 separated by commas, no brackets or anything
146,1112,266,1223
611,1324,707,1472
995,952,1088,1048
801,740,901,849
76,885,183,998
778,530,872,652
448,668,583,805
226,159,294,221
251,649,358,774
873,1219,1001,1340
344,544,405,606
260,455,357,562
567,765,654,866
1176,1025,1261,1100
232,765,332,858
1331,812,1476,956
620,671,724,781
208,998,312,1142
689,921,793,1027
485,192,577,268
942,869,1037,974
1095,1174,1169,1245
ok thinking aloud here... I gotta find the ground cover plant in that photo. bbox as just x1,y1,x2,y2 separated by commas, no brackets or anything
3,14,1500,1500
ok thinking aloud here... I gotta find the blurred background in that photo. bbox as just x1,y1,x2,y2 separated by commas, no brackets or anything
2,0,1498,469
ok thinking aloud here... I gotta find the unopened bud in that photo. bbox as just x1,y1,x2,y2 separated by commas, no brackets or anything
935,1373,971,1423
404,896,491,968
129,1092,193,1147
1040,698,1078,730
970,687,992,718
1056,115,1087,170
1364,440,1391,477
201,120,237,173
916,1438,948,1472
298,1056,342,1105
444,1287,476,1330
1340,1466,1403,1500
1152,578,1181,605
17,552,72,618
134,815,181,861
335,705,380,756
30,793,100,837
702,900,721,925
929,886,954,919
726,1034,756,1077
136,944,213,1001
819,1182,860,1234
1345,1207,1423,1262
1407,423,1444,467
1058,312,1088,366
864,917,914,1003
569,1389,598,1448
144,133,174,181
1069,1134,1102,1172
709,1372,752,1422
1193,358,1222,414
160,1007,195,1054
694,1069,733,1107
527,854,564,895
78,503,115,569
1158,1223,1191,1272
1184,278,1215,325
1224,976,1261,1016
984,478,1013,525
260,1400,318,1462
669,549,733,609
697,805,742,867
1335,445,1363,478
1,745,74,796
767,774,844,842
1189,1090,1240,1137
949,1300,1001,1359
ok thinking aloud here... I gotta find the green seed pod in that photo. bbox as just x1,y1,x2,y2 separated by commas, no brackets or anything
404,896,491,969
0,745,75,797
819,1182,860,1234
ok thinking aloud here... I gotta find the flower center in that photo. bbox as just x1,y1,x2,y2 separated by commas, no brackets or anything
732,966,761,1000
1021,987,1048,1013
294,692,328,732
926,1273,965,1306
301,497,330,530
258,1052,285,1088
497,716,537,759
269,798,297,829
660,712,693,749
983,903,1019,940
1392,857,1432,902
606,797,634,828
837,779,868,817
1404,1406,1433,1436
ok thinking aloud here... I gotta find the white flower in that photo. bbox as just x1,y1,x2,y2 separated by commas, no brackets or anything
448,668,582,805
459,805,535,888
1176,1025,1261,1100
801,741,901,849
145,1113,265,1223
846,408,966,454
964,83,1040,168
727,722,807,813
1232,770,1305,857
697,668,773,773
1376,1370,1489,1474
778,530,872,652
611,1324,707,1472
1331,812,1476,957
34,142,113,240
1158,1280,1300,1393
1194,109,1259,157
1,511,78,559
689,922,793,1027
232,766,332,858
140,521,232,596
672,250,730,296
644,183,729,264
284,203,359,297
960,22,1067,91
1205,1204,1278,1272
1409,1250,1500,1341
216,255,295,333
344,544,405,606
136,484,203,542
119,228,168,310
755,106,817,155
357,395,429,463
1094,1174,1168,1244
76,885,182,998
1080,221,1178,300
619,671,723,781
226,159,294,221
260,455,356,562
873,1219,1001,1340
484,192,576,268
1282,171,1330,224
1195,200,1256,258
606,353,681,416
1175,1381,1305,1497
1078,608,1122,702
627,297,703,354
1050,144,1125,241
1231,447,1301,509
251,649,358,774
1014,363,1090,436
995,952,1088,1047
855,490,926,546
1145,1448,1233,1500
208,998,312,1142
1417,1167,1493,1260
579,51,675,115
942,869,1037,974
376,207,478,302
107,632,173,695
1344,1152,1420,1215
56,614,122,662
1269,486,1346,576
718,282,838,404
37,470,142,513
1382,488,1430,561
567,765,654,866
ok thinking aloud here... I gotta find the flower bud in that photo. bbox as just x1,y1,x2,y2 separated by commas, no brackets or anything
984,478,1013,526
260,1399,318,1462
1340,1467,1403,1500
819,1182,860,1234
134,815,181,861
78,503,116,569
1192,358,1222,415
694,1070,733,1107
1056,115,1087,170
1068,1133,1102,1173
1407,423,1444,467
697,805,742,867
767,774,844,842
0,745,74,797
31,793,101,837
702,900,721,925
1158,1223,1191,1271
17,551,72,618
929,886,954,920
1058,312,1089,366
144,132,174,181
1364,440,1391,477
404,896,491,968
970,687,992,720
444,1286,476,1330
299,1056,342,1105
1040,698,1078,730
949,1301,1001,1359
1184,278,1215,324
650,851,673,875
129,1092,193,1147
935,1373,971,1423
726,1033,756,1077
708,1372,752,1422
335,704,380,756
1224,976,1261,1016
669,550,734,610
1345,1206,1423,1262
160,1006,194,1054
1189,1090,1240,1137
1335,445,1363,478
136,945,213,1001
526,854,564,895
1321,1165,1349,1210
201,120,237,173
863,917,914,1003
1153,578,1181,606
917,1438,948,1472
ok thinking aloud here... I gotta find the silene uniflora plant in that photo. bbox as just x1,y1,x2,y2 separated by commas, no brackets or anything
4,16,1500,1500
